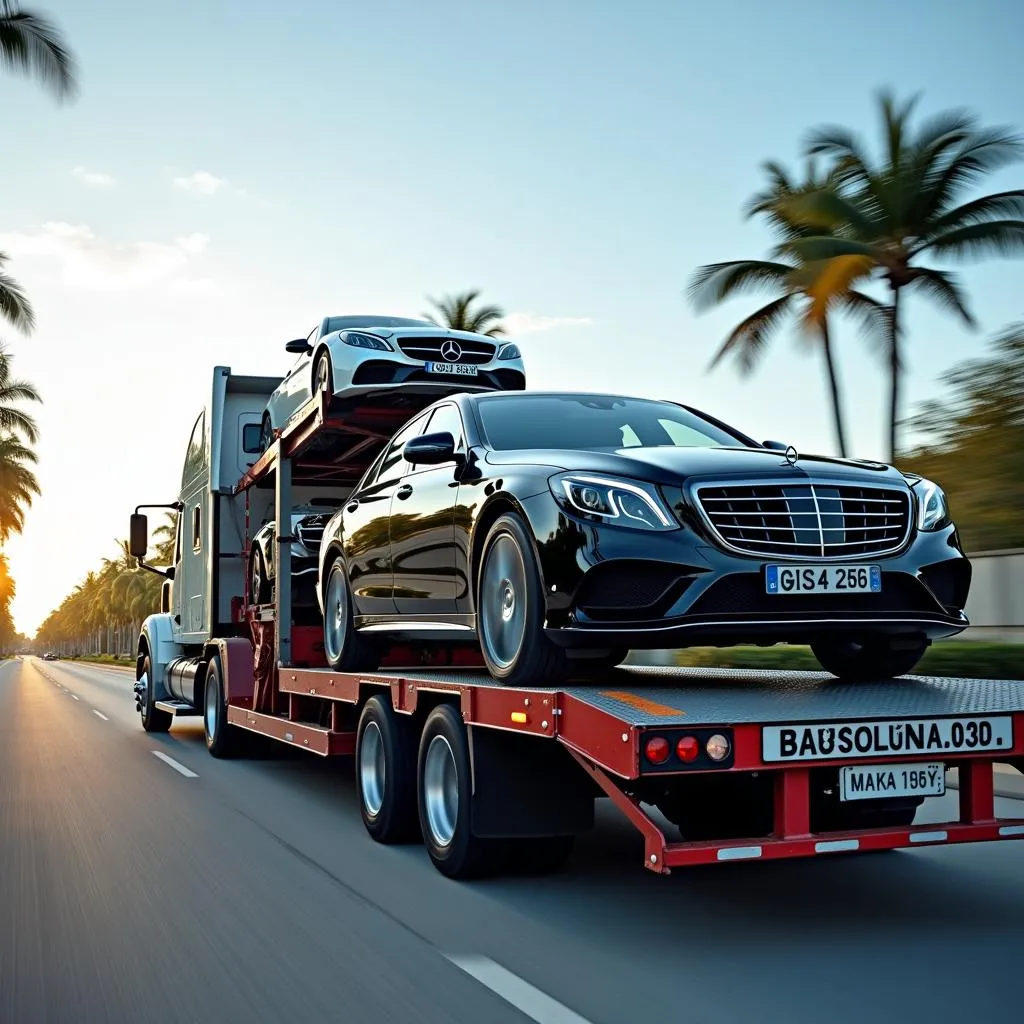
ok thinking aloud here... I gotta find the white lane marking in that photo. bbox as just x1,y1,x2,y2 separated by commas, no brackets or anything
445,955,594,1024
151,751,198,778
93,710,109,721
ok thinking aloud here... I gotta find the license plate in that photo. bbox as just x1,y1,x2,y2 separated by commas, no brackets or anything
762,715,1014,762
840,761,945,801
766,563,881,594
425,361,478,377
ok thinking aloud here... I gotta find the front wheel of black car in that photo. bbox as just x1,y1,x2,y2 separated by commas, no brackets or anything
477,513,565,687
323,555,380,672
811,637,929,682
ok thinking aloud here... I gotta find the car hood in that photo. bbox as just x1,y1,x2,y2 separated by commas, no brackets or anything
483,445,907,487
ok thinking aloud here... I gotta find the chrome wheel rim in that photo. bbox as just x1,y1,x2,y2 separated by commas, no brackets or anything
205,677,218,739
315,356,331,393
480,534,528,670
359,721,386,817
423,735,458,847
323,566,348,664
139,671,149,714
251,555,262,603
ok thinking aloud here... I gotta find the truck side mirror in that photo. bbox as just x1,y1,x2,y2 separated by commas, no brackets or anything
129,513,149,559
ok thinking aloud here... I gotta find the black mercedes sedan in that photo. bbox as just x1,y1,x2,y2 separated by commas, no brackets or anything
316,391,971,686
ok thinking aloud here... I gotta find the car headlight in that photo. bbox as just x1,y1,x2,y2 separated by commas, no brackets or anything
497,343,521,361
912,477,950,531
342,331,393,351
549,473,677,531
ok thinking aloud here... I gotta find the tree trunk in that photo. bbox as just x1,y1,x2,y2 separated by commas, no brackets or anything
887,288,901,464
819,320,848,457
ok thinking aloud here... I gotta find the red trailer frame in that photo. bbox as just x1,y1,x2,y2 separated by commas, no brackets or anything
213,388,1024,875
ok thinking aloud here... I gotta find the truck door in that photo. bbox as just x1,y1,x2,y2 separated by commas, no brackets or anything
177,411,211,640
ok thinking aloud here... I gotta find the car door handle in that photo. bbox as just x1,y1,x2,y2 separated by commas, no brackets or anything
396,484,413,500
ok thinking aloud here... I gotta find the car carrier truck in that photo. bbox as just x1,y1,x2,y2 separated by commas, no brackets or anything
128,366,1024,878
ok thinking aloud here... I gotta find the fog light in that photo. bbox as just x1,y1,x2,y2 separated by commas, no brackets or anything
706,733,730,761
676,736,699,762
645,737,670,764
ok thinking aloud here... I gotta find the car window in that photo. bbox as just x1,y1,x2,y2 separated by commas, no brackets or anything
373,414,429,486
476,394,745,451
423,403,465,452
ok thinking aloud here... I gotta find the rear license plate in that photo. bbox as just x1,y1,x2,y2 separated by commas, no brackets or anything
766,564,881,594
840,761,945,801
426,361,478,377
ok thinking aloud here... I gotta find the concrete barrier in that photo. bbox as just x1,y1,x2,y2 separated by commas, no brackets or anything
964,549,1024,642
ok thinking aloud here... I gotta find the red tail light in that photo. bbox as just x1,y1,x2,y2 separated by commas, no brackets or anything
676,736,700,762
645,737,670,764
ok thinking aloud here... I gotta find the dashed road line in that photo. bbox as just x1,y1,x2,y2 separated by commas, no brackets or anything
71,694,80,700
151,751,198,778
445,955,593,1024
93,710,109,721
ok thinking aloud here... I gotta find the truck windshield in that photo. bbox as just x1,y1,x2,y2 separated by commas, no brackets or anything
476,394,746,451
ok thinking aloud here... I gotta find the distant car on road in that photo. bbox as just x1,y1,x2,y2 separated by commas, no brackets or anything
259,314,526,451
315,390,971,686
42,651,58,661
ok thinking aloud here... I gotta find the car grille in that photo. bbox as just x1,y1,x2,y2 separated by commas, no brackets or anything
694,482,912,559
395,336,496,365
295,514,330,553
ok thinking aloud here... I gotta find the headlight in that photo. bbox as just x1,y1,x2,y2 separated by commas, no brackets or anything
497,342,521,361
342,331,393,351
549,473,677,531
912,477,950,531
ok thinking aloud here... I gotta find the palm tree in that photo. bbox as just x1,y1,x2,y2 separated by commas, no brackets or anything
688,161,884,456
424,290,507,337
779,89,1024,461
0,433,39,540
0,343,40,441
0,251,34,336
0,1,77,101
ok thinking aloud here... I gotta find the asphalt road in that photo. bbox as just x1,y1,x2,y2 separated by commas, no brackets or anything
2,656,1023,1024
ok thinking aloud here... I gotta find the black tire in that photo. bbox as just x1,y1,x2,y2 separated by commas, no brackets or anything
203,655,244,758
250,546,271,605
312,351,334,396
356,695,420,843
139,654,172,733
417,704,497,879
259,413,274,453
322,555,380,671
476,513,565,687
811,637,929,681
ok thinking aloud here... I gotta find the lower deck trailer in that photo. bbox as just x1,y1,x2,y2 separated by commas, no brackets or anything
134,383,1024,879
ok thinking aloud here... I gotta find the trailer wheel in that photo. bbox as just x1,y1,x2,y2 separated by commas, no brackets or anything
477,513,565,687
323,556,379,671
811,637,929,681
204,655,243,759
356,695,420,843
138,655,172,733
417,704,496,878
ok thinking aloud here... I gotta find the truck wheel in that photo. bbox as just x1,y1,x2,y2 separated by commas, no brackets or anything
138,654,172,733
250,546,271,605
204,655,243,758
323,556,379,671
417,704,496,879
356,695,420,843
811,637,929,681
477,513,565,687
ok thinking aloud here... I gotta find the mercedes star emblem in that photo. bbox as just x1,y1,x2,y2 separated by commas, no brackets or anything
784,445,799,465
440,340,463,362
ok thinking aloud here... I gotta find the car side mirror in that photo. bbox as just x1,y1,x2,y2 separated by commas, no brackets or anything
762,440,788,451
285,338,313,355
404,431,457,466
129,513,149,559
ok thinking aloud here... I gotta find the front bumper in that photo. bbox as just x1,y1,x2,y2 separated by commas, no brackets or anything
518,494,972,649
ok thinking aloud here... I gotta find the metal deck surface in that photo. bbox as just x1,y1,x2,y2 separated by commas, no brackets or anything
369,665,1024,727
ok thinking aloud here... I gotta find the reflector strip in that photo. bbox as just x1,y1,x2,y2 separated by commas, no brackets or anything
910,830,948,843
999,825,1024,837
815,839,860,853
717,846,762,861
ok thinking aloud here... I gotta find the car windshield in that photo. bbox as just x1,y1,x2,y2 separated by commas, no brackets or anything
324,315,432,333
476,394,747,451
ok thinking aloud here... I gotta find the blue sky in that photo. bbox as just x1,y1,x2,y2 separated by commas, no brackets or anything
3,0,1023,634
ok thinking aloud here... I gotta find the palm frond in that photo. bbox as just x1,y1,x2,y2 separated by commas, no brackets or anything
908,267,976,327
707,295,794,376
926,190,1024,234
0,3,77,102
0,265,35,334
800,255,877,326
687,260,792,312
779,236,881,264
923,219,1024,259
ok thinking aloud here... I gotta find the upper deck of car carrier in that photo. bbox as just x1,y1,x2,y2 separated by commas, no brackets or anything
215,382,1024,874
